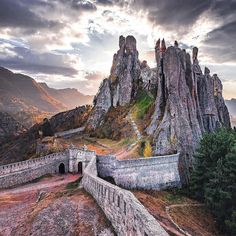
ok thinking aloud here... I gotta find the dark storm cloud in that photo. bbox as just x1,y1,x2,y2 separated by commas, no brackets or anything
129,0,212,32
203,20,236,62
0,46,77,76
0,0,58,29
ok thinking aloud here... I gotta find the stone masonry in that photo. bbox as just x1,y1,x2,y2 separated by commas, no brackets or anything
82,155,169,236
97,153,181,190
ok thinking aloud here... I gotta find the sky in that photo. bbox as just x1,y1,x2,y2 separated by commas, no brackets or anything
0,0,236,98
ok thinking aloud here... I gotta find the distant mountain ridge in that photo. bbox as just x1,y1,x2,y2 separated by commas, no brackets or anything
0,67,93,114
39,82,93,110
225,99,236,117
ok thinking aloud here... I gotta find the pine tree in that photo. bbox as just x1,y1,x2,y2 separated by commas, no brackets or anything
190,129,236,235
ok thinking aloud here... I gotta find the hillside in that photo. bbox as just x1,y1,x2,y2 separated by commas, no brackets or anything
0,111,26,143
0,67,94,128
39,83,93,110
0,67,66,113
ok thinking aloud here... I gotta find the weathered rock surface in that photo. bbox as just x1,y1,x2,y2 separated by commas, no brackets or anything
147,40,230,181
87,35,159,130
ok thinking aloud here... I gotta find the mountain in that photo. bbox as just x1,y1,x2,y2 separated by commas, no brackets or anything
225,99,236,117
0,67,67,113
0,67,94,128
39,82,93,110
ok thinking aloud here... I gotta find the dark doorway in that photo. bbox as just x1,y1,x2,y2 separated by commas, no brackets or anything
78,162,83,174
59,163,65,174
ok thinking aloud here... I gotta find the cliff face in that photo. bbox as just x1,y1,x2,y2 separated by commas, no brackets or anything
87,35,158,130
146,41,230,181
87,35,142,129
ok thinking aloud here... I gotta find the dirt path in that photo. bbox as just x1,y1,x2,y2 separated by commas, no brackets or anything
0,174,78,196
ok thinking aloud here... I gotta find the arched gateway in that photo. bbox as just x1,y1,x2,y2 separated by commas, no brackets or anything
59,163,65,174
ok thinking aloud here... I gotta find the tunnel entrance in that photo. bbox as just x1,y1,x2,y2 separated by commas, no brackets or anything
78,162,83,174
59,163,65,174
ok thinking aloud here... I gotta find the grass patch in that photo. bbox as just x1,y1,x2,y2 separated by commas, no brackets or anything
165,189,187,204
66,176,82,190
133,90,155,120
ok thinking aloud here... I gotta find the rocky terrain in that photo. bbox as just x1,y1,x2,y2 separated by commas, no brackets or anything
0,111,26,143
0,105,91,165
0,174,114,236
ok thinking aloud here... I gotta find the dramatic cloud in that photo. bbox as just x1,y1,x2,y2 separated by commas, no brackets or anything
0,0,58,29
0,0,235,97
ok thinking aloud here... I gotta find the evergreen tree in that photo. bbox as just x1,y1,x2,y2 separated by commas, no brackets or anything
190,129,236,235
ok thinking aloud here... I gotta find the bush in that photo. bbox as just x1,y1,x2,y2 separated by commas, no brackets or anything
190,129,236,235
134,90,155,120
143,141,152,157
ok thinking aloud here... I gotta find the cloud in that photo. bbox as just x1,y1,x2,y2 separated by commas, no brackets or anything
0,46,78,76
0,0,59,30
203,20,236,63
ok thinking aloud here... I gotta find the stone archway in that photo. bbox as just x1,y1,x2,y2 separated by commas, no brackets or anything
59,163,65,174
78,162,83,174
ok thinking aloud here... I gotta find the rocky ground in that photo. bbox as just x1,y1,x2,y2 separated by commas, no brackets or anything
0,174,114,236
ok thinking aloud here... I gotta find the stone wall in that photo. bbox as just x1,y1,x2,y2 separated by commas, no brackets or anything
82,156,168,236
0,152,69,188
0,148,95,189
97,153,181,190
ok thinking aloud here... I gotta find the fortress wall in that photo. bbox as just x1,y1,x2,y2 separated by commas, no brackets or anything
0,151,68,176
82,156,168,236
0,148,96,189
0,159,69,189
0,152,69,189
97,153,181,190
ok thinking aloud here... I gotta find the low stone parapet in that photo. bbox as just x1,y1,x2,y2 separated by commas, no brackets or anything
97,153,181,190
82,156,169,236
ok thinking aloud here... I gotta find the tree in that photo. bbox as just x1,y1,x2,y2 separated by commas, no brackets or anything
189,129,236,235
190,129,235,200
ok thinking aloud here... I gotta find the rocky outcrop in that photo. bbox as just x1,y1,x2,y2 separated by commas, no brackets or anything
87,35,141,129
86,35,230,182
147,40,230,182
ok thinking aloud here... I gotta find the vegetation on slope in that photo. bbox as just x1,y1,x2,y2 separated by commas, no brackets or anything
190,129,236,235
132,89,155,120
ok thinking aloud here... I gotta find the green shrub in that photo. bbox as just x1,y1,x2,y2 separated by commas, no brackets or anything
134,90,155,120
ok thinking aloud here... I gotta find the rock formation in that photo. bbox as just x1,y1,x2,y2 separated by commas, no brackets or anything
86,35,230,182
147,39,230,182
87,35,141,129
